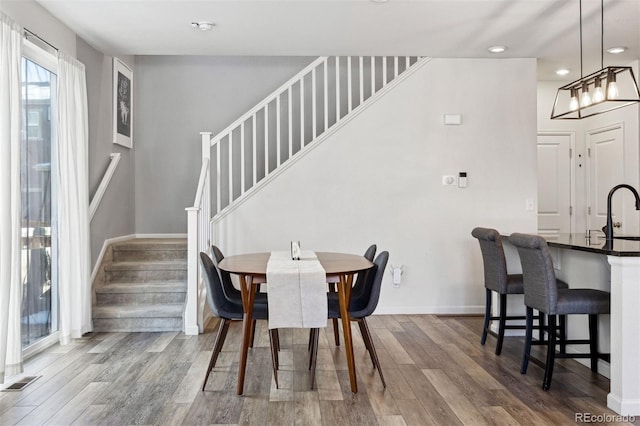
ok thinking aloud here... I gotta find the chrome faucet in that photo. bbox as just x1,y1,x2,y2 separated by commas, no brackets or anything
604,184,640,241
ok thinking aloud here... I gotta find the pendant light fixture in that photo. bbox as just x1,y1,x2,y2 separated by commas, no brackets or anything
550,0,640,119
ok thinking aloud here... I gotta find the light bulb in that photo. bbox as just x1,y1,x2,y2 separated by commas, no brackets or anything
608,81,619,99
593,78,605,102
569,90,579,111
607,71,619,99
581,88,592,107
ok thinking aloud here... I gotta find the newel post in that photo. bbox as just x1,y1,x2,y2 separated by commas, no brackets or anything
184,205,200,335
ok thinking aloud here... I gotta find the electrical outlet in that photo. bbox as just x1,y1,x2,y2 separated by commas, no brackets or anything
526,198,536,211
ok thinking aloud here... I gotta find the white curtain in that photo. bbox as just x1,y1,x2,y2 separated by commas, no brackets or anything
0,12,24,383
56,52,91,344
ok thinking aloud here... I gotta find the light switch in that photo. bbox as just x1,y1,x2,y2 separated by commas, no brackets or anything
444,114,462,125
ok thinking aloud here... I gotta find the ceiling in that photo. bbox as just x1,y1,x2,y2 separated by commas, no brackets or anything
34,0,640,81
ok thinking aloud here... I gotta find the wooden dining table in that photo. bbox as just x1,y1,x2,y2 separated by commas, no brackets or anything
218,251,374,395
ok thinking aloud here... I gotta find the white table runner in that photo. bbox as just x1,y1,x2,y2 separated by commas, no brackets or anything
266,250,327,329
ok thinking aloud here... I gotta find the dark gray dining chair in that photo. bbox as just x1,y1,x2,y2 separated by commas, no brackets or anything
199,252,280,391
310,251,389,389
471,227,568,355
509,233,610,390
327,244,376,346
211,244,272,349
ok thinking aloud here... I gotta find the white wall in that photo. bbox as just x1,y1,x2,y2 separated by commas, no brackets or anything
214,58,539,314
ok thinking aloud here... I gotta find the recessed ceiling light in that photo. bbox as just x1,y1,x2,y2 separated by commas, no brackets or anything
487,46,507,53
556,68,571,76
370,0,389,3
606,46,627,54
191,22,215,31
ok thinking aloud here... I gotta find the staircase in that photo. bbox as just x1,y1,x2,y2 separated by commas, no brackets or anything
185,55,432,334
92,238,187,332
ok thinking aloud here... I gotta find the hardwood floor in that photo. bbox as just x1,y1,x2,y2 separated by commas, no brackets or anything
0,315,636,425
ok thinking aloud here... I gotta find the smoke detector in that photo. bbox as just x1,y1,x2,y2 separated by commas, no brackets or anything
191,22,215,31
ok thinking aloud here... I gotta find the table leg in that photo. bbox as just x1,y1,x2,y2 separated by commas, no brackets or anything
237,274,255,395
337,273,357,392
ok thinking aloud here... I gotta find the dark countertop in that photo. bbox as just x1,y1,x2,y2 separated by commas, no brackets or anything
543,233,640,257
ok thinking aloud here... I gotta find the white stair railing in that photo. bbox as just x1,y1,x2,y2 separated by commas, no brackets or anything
186,55,429,333
208,56,424,217
89,153,121,222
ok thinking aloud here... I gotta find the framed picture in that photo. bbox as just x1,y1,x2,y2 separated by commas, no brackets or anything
113,58,133,148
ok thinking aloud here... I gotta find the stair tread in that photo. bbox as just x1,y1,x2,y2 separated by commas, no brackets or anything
95,282,187,293
105,261,187,271
112,239,187,250
93,303,184,318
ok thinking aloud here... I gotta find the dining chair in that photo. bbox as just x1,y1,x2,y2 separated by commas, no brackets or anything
509,233,610,390
199,252,280,391
310,250,389,389
328,244,377,346
471,227,568,355
211,244,270,349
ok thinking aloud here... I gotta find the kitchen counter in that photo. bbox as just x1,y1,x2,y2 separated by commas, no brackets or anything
538,234,640,416
545,233,640,256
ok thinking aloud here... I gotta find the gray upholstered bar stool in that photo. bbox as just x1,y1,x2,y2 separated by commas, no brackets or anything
509,233,610,391
471,227,568,355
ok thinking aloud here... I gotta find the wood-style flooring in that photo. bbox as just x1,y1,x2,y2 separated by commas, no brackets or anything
0,315,636,425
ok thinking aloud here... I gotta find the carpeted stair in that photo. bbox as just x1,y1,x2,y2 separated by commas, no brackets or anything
92,238,187,332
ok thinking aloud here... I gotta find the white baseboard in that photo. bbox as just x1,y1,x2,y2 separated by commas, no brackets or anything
134,233,188,239
373,305,485,315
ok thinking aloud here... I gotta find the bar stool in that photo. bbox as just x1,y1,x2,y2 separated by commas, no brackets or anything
471,227,568,355
509,233,610,390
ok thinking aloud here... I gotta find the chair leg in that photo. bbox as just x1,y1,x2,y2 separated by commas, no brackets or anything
543,315,557,391
268,329,279,389
559,315,567,354
249,319,258,348
481,288,491,346
521,307,534,374
358,320,376,368
588,314,599,373
538,310,545,342
274,328,280,352
332,319,340,347
308,328,318,370
202,318,231,391
359,318,386,388
310,328,320,389
495,293,507,355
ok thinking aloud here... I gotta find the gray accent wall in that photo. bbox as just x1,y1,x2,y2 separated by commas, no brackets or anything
133,55,315,233
77,38,136,264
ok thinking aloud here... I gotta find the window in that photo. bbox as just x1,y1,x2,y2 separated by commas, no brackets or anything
21,41,58,350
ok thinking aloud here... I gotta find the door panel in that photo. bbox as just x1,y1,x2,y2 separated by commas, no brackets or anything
537,133,573,236
587,126,623,233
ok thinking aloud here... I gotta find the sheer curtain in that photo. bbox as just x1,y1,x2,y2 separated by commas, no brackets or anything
0,12,24,383
56,52,91,344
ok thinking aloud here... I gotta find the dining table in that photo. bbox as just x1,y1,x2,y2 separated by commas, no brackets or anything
218,251,374,395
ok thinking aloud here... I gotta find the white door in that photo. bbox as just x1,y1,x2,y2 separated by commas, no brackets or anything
587,125,624,233
537,132,574,236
